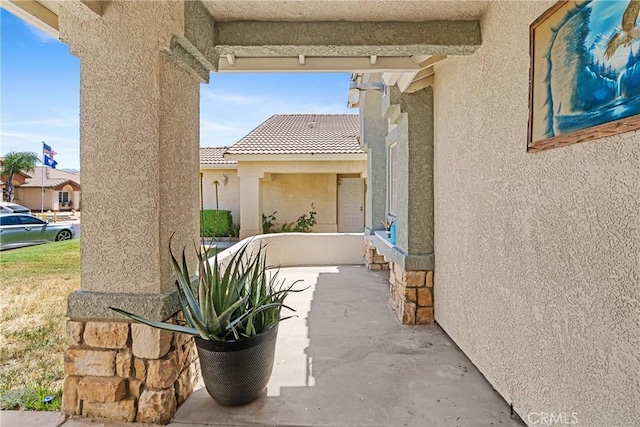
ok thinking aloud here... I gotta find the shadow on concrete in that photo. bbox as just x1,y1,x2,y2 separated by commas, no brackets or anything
172,265,523,427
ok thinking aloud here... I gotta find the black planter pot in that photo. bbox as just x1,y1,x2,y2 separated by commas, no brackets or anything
194,325,278,406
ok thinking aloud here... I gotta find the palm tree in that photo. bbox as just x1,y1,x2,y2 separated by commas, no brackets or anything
212,180,220,225
1,151,39,202
212,180,220,212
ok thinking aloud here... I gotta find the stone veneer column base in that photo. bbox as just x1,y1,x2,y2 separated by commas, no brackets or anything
389,262,434,325
364,238,390,271
62,317,200,424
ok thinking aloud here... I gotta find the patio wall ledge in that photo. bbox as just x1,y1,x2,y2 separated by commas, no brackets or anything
214,232,365,267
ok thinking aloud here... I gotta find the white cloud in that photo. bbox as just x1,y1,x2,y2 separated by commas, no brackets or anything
1,116,78,128
198,85,353,147
0,130,77,146
21,20,56,44
201,88,260,105
200,118,244,133
199,117,250,146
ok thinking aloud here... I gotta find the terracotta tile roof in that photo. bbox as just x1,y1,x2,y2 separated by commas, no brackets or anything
200,147,237,165
225,114,362,155
19,167,80,188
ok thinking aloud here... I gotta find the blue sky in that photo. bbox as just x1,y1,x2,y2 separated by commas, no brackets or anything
0,9,353,170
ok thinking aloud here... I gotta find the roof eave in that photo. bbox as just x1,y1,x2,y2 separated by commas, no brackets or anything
199,163,238,169
224,153,367,162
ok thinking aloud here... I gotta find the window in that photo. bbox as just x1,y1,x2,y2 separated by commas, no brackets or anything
0,216,20,226
59,191,70,203
388,142,398,215
18,215,45,225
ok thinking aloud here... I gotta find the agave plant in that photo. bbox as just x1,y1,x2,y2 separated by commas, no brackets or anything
380,215,396,231
111,238,302,341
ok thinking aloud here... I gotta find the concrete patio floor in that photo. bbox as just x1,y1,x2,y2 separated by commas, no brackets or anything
1,265,523,427
174,265,523,427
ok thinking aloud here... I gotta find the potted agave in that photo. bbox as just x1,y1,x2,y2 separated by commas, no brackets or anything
380,215,395,237
111,238,302,406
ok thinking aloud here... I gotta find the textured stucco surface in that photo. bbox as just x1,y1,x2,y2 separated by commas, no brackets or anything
433,2,640,425
236,160,366,238
202,0,489,21
384,87,435,271
360,74,387,234
237,160,367,176
215,20,482,57
218,233,365,267
262,173,338,232
67,290,179,321
15,187,56,211
201,168,240,221
59,1,200,294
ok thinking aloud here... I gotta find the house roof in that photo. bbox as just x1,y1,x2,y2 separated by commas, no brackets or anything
200,147,237,165
225,114,362,156
18,167,80,188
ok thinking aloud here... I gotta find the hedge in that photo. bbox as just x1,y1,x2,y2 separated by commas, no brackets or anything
200,210,233,237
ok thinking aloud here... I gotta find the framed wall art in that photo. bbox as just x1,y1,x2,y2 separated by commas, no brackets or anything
528,0,640,152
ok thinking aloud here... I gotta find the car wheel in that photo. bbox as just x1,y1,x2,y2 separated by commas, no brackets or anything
56,230,73,241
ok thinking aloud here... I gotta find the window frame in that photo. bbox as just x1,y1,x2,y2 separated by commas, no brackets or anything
58,191,70,204
18,215,45,225
0,216,21,226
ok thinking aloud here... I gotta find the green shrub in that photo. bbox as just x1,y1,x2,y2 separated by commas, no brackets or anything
200,210,233,237
262,211,277,233
293,204,317,232
230,222,240,238
262,204,317,233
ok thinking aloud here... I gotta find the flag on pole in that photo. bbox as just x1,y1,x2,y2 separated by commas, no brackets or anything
43,142,57,158
44,154,58,169
43,142,58,169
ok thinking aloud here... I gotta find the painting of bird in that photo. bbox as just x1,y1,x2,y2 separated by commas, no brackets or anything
530,0,640,144
605,0,640,59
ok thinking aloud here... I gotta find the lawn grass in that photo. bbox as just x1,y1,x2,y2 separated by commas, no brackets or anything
0,239,80,410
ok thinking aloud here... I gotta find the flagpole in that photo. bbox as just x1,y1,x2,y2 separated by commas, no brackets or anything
41,141,45,214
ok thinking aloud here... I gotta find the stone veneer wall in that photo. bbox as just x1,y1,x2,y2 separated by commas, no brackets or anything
364,238,433,325
62,318,199,424
364,238,390,271
389,263,434,325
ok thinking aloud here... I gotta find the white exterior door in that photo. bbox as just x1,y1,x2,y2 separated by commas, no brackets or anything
337,178,364,233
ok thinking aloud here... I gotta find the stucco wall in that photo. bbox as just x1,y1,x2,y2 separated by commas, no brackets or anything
262,173,338,233
217,233,365,268
201,168,240,223
433,2,640,426
59,1,200,294
15,188,56,211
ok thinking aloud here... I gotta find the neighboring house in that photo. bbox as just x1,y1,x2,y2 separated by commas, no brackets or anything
0,170,32,203
200,147,240,221
12,167,81,212
200,114,367,238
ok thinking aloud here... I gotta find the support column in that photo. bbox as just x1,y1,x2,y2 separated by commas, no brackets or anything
58,1,206,423
359,74,387,235
238,173,263,239
384,87,435,325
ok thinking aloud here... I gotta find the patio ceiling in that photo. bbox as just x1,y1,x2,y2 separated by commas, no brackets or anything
200,0,489,22
3,0,486,92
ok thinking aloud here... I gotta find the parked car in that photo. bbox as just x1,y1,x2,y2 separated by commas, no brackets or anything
0,201,31,215
0,214,75,250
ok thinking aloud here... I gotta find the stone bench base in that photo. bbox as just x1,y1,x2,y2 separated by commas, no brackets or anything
389,263,434,325
364,236,434,325
63,317,199,424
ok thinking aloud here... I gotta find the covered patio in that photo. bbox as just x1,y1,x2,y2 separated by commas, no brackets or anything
2,1,638,426
4,263,521,427
173,265,520,427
